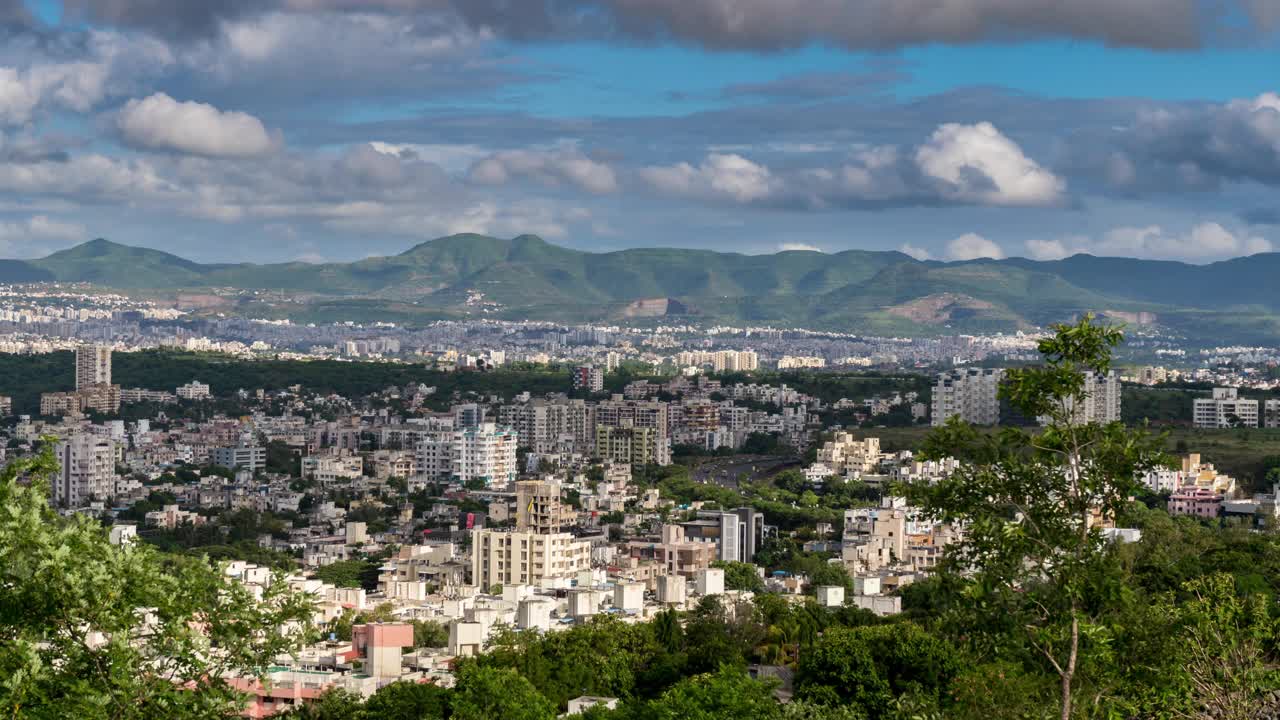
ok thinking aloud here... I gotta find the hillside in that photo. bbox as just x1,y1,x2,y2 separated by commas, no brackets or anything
2,235,1278,337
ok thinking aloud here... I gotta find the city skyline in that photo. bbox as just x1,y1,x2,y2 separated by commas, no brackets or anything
0,1,1277,264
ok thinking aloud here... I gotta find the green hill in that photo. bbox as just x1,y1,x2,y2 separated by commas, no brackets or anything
7,235,1280,338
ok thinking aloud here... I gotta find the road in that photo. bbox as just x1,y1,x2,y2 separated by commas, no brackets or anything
689,454,801,489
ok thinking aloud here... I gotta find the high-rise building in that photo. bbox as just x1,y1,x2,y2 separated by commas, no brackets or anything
1194,388,1259,428
451,422,518,486
1266,399,1280,429
572,365,604,393
54,434,116,507
0,395,11,417
75,344,112,390
1041,371,1122,426
516,479,574,534
176,380,211,400
931,368,1005,426
595,396,670,465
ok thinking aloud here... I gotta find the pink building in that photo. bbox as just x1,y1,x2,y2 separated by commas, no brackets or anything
1169,487,1223,519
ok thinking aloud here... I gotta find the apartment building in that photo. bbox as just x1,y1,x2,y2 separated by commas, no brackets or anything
1266,399,1280,429
595,397,670,465
53,434,117,507
177,380,211,400
816,433,882,476
0,395,10,417
212,444,268,473
572,365,604,393
1193,387,1259,428
1042,370,1122,425
498,399,594,453
625,524,718,578
451,423,518,486
75,343,112,389
516,479,576,534
931,368,1005,426
470,528,591,591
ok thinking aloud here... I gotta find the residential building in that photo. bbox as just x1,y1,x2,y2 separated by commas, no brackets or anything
1169,487,1223,519
1193,387,1259,428
931,368,1005,426
212,444,268,473
572,365,604,393
53,434,117,507
626,524,717,578
596,422,667,466
470,528,591,591
452,422,518,486
1266,399,1280,429
0,395,10,417
75,343,112,389
516,479,574,534
816,433,881,476
177,380,211,400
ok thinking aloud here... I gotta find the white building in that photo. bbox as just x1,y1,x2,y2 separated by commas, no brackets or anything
176,380,211,400
75,344,112,390
212,444,268,473
1193,388,1259,428
452,423,518,486
1265,399,1280,429
1042,370,1121,425
931,368,1005,426
470,529,591,591
54,434,116,507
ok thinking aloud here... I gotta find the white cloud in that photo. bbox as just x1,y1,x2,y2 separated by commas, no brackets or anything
117,93,277,157
468,147,617,194
1024,223,1272,262
915,122,1065,206
946,233,1006,261
778,242,822,252
899,243,932,260
639,153,774,203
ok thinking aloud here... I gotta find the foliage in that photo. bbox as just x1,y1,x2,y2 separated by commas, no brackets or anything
361,680,450,720
713,560,765,592
450,665,556,720
0,442,315,719
311,559,380,591
907,316,1165,720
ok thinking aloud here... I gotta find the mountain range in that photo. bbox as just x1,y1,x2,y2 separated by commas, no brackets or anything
3,236,1277,342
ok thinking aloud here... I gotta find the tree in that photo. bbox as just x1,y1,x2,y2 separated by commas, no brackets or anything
363,680,451,720
640,666,781,720
312,559,380,591
0,441,315,719
450,665,556,720
713,561,765,592
411,619,449,649
907,315,1164,720
795,623,959,714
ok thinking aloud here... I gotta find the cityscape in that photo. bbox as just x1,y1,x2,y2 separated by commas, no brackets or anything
3,2,1280,720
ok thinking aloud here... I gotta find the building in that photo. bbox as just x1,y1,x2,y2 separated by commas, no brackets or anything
53,434,117,507
931,368,1005,426
1042,371,1122,425
452,422,518,486
1169,487,1223,519
711,350,758,373
470,528,592,591
177,380,211,400
595,397,670,465
1266,399,1280,429
572,365,605,393
75,343,112,389
212,444,268,473
1193,387,1259,428
516,479,575,534
626,524,717,578
816,434,881,476
681,508,767,563
0,395,10,417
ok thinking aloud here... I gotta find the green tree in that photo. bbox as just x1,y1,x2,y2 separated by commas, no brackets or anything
907,315,1164,720
312,559,380,591
451,665,556,720
640,666,780,720
713,561,765,592
0,441,315,719
795,623,960,715
411,619,449,649
363,680,451,720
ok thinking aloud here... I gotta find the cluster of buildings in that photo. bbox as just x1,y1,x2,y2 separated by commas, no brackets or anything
1192,387,1280,429
931,368,1122,426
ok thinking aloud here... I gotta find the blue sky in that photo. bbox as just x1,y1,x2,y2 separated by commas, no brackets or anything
1,0,1278,264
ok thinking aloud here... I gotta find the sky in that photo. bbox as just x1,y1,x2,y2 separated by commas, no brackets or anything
1,1,1279,265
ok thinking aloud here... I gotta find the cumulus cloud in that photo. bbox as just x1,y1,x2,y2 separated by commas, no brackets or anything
778,242,822,252
899,243,932,261
639,153,774,203
643,123,1063,210
915,122,1065,206
60,0,1279,50
468,148,618,194
946,233,1006,261
0,215,88,257
1024,223,1273,262
1068,92,1280,193
116,93,277,157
